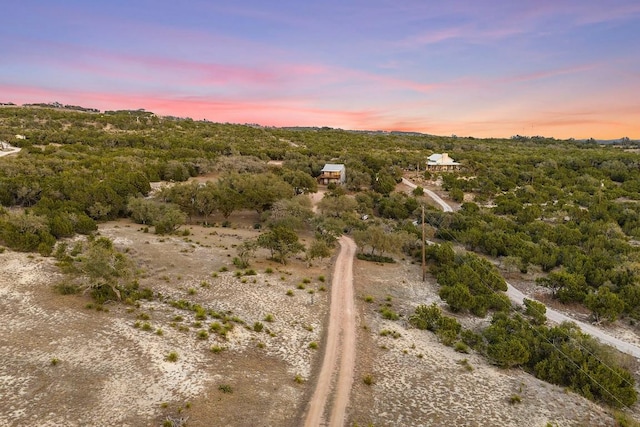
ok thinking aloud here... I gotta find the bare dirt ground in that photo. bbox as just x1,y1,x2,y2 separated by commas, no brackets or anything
0,215,332,427
2,194,639,426
347,259,632,426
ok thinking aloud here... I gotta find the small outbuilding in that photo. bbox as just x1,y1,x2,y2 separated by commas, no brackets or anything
318,163,346,185
426,153,460,171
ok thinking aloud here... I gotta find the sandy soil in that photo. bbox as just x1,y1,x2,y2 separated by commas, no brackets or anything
1,198,638,425
347,260,628,426
0,217,332,426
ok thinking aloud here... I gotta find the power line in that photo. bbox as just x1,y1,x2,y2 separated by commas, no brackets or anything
412,179,637,409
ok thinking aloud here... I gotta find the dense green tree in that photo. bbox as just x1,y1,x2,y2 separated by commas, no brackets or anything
439,283,473,313
371,172,396,195
317,195,358,218
306,239,333,265
523,298,547,325
240,173,294,213
127,197,160,225
257,226,304,264
537,270,587,303
267,196,313,230
153,204,187,234
0,211,55,254
194,182,218,224
282,170,317,194
409,303,443,331
483,314,532,368
584,286,625,323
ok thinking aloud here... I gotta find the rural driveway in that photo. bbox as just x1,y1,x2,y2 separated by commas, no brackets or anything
407,177,640,360
0,144,21,157
506,285,640,359
402,177,453,212
303,235,357,427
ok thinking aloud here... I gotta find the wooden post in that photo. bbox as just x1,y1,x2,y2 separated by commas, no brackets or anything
421,205,426,282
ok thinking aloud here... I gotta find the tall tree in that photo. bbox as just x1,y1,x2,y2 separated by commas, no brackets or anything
257,226,304,264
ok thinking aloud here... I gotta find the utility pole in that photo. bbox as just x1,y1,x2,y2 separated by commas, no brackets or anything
421,205,426,282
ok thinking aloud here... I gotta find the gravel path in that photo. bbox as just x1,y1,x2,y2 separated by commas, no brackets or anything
507,285,640,359
407,176,640,360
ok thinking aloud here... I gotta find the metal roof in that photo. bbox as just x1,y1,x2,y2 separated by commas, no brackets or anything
321,163,345,172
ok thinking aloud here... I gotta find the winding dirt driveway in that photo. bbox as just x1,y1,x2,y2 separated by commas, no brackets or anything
405,176,640,360
401,177,453,212
0,144,21,157
303,235,357,427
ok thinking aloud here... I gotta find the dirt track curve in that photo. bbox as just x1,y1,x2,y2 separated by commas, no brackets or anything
405,176,640,360
303,235,357,427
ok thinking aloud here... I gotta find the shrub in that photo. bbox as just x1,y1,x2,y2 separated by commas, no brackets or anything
308,341,319,349
263,314,274,322
54,282,80,295
356,253,395,263
165,351,179,362
197,330,209,340
380,307,399,320
461,329,485,352
218,384,233,394
253,322,264,332
454,341,470,353
380,329,401,338
363,374,375,386
457,358,474,371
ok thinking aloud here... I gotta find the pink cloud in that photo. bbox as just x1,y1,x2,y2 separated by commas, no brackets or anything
2,77,638,141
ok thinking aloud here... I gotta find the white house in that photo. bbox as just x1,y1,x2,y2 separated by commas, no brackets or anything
318,163,346,185
426,153,460,171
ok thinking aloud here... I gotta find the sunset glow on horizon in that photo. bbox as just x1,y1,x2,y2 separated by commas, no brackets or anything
2,1,639,139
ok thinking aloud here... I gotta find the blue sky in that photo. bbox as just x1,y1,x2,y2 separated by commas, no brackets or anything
1,1,639,138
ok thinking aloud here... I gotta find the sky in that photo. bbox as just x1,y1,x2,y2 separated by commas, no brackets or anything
1,1,639,139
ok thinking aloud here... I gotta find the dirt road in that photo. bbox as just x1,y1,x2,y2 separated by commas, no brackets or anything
401,177,453,212
304,236,357,427
0,144,21,157
405,176,640,360
507,283,640,359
